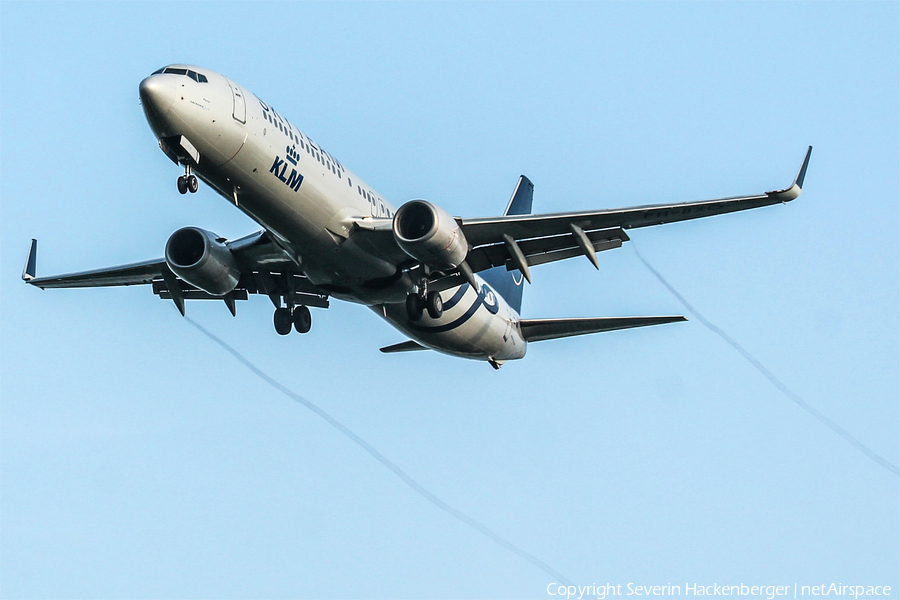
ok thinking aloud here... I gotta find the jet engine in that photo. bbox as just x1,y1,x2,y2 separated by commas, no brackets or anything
165,227,240,296
392,200,468,269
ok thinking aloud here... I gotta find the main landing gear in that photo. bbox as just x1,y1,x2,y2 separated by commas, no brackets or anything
274,305,312,335
177,165,199,195
405,290,442,321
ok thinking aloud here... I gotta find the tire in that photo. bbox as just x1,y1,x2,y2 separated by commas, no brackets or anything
405,293,424,321
426,290,443,319
292,305,311,334
177,176,188,195
187,174,199,193
273,307,293,335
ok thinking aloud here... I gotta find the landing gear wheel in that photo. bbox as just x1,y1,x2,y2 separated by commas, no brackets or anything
274,307,293,335
292,305,311,334
406,293,424,322
187,174,199,193
426,290,443,319
177,176,188,195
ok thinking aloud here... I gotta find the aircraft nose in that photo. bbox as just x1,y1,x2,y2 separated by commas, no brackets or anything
140,76,179,138
139,76,175,112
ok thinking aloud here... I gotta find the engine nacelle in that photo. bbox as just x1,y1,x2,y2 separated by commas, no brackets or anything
165,227,240,296
392,200,468,269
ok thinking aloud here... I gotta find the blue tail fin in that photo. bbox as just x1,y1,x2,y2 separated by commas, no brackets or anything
479,176,533,314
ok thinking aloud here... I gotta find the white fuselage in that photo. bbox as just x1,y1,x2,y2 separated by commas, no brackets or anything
140,65,527,362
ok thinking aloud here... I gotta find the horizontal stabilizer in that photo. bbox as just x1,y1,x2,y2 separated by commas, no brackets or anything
380,340,429,353
520,316,686,342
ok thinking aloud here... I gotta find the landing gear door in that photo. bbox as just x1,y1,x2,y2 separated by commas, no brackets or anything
226,78,246,124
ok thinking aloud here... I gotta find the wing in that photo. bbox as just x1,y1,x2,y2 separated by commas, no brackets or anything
22,233,329,316
343,147,811,284
462,147,811,275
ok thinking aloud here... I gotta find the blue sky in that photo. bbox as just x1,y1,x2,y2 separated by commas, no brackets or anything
1,2,897,598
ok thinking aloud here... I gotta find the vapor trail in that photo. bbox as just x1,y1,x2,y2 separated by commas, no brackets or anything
185,317,574,585
632,245,899,476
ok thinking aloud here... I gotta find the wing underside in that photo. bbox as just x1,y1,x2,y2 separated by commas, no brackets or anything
22,233,329,316
347,147,811,286
459,147,811,277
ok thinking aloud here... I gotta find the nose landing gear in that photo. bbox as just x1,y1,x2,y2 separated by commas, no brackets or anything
177,165,199,195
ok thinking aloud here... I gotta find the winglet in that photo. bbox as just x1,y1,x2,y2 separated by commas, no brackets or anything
504,175,534,216
767,146,812,201
795,145,812,189
22,239,37,281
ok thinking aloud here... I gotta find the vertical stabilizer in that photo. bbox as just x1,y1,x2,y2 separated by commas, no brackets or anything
479,176,533,313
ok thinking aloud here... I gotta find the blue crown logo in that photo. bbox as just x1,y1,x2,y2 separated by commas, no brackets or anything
285,145,301,165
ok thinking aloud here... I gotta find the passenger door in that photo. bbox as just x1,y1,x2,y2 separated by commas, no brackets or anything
226,78,246,124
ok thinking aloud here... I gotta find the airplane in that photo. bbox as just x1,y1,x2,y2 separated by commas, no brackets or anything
22,64,812,369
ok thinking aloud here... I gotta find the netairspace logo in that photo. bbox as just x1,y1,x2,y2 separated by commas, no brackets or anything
546,583,893,600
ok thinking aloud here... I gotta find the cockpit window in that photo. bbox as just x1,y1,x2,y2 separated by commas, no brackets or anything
152,67,208,83
187,70,208,83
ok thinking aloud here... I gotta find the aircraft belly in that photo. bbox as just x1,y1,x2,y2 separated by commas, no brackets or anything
207,146,330,252
377,282,527,361
183,88,429,308
203,129,403,296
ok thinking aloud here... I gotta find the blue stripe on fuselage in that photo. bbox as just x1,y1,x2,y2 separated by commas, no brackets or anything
442,283,469,310
408,283,497,334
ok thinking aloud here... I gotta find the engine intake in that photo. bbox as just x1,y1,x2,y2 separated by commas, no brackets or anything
392,200,468,269
165,227,240,296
